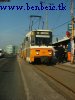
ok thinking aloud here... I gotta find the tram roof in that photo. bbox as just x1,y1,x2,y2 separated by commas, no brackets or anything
31,29,52,32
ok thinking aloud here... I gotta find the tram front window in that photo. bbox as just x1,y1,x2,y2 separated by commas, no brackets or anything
31,31,52,46
35,37,52,46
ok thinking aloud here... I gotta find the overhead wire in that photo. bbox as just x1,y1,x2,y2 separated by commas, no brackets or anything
51,0,72,40
53,0,70,27
52,20,71,31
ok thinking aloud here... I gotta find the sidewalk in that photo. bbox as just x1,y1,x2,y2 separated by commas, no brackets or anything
52,56,75,67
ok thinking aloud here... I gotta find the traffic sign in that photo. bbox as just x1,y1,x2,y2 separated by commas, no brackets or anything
68,24,72,31
66,31,71,38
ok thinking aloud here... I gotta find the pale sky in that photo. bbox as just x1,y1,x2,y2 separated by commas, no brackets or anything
0,0,75,49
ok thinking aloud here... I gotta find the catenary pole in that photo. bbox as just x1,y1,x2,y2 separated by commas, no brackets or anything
71,0,74,64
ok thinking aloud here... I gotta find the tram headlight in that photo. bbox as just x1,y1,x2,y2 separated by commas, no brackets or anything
48,50,52,55
36,52,39,55
49,52,52,55
36,50,40,55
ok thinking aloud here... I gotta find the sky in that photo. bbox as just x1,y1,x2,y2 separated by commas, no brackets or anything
0,0,75,49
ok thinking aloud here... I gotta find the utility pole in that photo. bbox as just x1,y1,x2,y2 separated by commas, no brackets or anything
70,0,75,64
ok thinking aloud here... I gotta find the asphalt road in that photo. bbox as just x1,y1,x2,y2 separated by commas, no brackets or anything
0,56,73,100
0,57,26,100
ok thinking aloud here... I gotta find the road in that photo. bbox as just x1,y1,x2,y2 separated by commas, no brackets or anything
0,57,26,100
0,56,74,100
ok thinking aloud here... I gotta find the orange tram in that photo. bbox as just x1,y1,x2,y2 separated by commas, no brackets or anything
20,30,54,63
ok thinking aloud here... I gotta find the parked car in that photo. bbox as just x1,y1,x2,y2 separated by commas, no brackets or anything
0,49,4,58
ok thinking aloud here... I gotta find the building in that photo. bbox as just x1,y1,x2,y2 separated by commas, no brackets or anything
5,45,18,55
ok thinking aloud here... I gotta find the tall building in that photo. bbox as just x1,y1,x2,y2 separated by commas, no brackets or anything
5,45,18,55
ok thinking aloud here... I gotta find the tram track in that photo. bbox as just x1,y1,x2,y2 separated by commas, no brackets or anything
61,63,75,68
59,63,75,69
54,64,75,74
32,64,75,100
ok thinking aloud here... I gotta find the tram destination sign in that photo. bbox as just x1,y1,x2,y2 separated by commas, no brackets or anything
36,35,50,38
36,31,49,35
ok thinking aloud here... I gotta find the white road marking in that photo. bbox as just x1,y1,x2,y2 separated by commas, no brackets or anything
18,58,30,100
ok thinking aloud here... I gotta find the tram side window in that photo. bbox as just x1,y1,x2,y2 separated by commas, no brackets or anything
25,37,30,47
26,37,28,41
25,37,28,47
31,36,35,45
